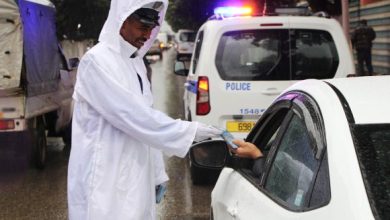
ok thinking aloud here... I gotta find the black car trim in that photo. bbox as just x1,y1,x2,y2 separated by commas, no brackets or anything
325,82,355,124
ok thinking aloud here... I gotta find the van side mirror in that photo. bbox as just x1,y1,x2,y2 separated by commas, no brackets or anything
68,57,80,70
174,61,189,76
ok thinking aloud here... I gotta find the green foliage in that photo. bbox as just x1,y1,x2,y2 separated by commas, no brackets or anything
166,0,211,32
52,0,110,40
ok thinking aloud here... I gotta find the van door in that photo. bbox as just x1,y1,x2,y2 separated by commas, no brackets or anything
211,28,293,138
212,28,341,138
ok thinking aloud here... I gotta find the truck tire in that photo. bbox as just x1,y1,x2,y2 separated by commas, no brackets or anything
62,121,72,148
31,116,47,169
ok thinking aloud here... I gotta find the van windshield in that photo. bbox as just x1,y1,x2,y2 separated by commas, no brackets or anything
179,32,196,42
215,29,339,81
352,124,390,220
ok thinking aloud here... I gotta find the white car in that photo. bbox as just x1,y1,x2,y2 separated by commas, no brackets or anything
175,29,196,61
175,6,355,184
190,76,390,220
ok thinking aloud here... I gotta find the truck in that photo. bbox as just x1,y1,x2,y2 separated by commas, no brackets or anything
0,0,78,169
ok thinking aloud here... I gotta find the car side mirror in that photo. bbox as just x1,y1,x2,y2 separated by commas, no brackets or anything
189,140,229,168
68,57,80,70
174,61,189,76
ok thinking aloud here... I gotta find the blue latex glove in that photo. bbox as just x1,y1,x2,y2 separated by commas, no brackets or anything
156,182,167,204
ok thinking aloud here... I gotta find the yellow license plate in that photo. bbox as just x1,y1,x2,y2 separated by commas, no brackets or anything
226,121,256,132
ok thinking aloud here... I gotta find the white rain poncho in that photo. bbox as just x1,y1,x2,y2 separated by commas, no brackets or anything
67,0,210,219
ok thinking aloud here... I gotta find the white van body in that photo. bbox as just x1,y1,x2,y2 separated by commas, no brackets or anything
183,15,355,139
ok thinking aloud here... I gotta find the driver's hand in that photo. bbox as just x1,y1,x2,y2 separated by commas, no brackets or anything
232,139,263,159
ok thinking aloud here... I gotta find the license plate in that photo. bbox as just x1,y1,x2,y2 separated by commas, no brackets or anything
226,121,256,132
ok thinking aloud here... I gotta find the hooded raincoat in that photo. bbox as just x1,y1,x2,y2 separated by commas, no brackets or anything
67,0,198,219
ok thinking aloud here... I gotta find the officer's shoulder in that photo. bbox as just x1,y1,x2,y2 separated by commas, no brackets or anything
82,43,115,63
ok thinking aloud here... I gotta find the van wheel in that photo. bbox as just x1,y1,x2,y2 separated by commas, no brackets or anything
31,116,47,169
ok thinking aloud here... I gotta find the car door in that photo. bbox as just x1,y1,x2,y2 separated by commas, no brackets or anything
212,92,331,220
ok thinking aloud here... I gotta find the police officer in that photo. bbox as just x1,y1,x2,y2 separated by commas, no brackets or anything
67,1,222,219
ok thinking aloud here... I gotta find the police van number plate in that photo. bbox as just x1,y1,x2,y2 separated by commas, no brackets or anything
226,121,256,132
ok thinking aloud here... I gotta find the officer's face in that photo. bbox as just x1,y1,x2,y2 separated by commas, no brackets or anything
120,17,155,49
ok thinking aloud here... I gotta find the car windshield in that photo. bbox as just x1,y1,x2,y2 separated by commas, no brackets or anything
353,124,390,220
179,32,196,42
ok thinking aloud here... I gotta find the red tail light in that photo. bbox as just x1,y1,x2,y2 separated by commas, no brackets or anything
196,76,210,115
0,119,15,130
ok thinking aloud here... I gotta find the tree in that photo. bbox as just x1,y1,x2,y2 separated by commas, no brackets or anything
52,0,340,39
306,0,342,16
52,0,110,40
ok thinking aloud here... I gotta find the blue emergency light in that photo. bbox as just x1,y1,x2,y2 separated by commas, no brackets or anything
214,6,252,17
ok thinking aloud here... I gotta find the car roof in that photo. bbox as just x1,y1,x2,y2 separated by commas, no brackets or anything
285,76,390,125
326,76,390,124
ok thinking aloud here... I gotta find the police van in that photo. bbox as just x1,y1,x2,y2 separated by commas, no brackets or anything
175,6,355,141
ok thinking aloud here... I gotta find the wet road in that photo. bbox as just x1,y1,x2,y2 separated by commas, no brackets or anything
0,138,69,219
150,50,213,220
0,48,213,220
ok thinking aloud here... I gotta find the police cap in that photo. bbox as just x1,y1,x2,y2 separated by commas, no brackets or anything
130,2,163,27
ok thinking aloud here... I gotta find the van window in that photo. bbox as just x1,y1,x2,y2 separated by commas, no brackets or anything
216,30,290,81
192,31,204,73
215,29,339,81
179,32,196,42
291,30,339,80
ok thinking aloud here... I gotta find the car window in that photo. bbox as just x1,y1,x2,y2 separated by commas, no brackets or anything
264,114,319,209
309,152,330,208
291,29,339,80
236,107,290,183
252,108,290,154
353,124,390,220
215,29,290,81
192,31,204,74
